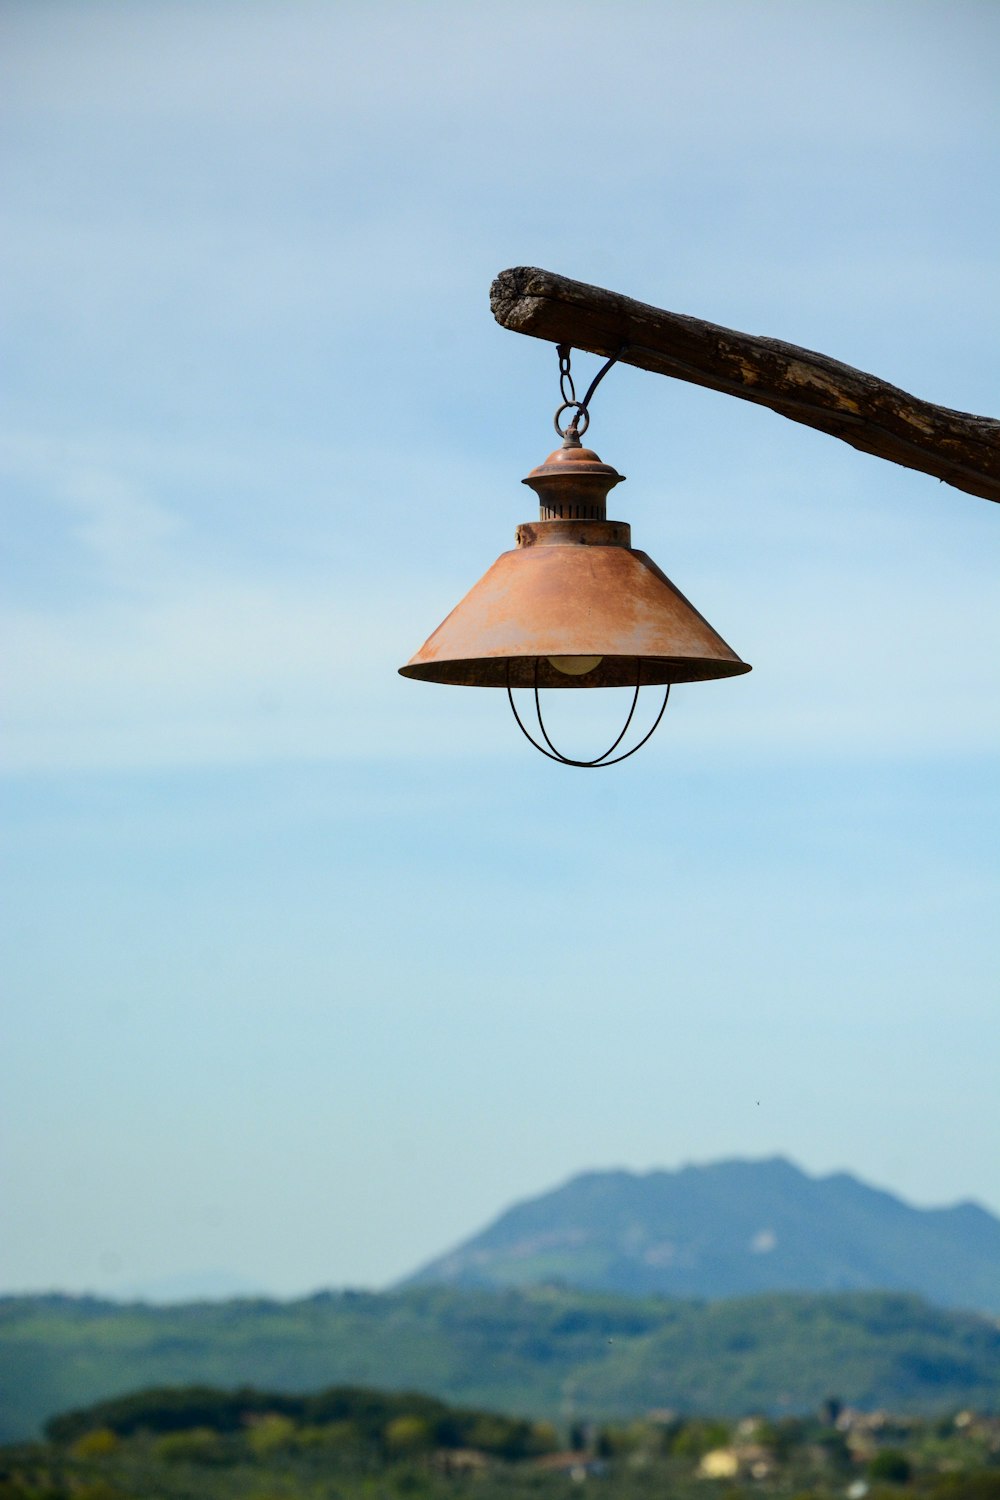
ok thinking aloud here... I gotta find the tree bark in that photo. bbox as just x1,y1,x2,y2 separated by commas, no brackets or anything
490,267,1000,505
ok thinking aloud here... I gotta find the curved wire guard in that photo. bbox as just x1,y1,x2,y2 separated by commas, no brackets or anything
505,658,670,767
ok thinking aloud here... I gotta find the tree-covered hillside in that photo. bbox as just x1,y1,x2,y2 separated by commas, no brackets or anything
2,1286,999,1443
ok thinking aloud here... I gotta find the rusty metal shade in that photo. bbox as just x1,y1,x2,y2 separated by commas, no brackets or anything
400,438,750,690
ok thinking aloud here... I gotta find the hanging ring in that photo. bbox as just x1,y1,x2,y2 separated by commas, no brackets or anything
554,401,590,439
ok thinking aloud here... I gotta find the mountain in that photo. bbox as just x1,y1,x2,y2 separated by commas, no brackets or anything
404,1158,1000,1314
3,1286,999,1442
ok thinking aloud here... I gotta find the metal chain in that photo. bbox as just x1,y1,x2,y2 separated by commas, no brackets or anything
554,342,627,440
557,343,576,405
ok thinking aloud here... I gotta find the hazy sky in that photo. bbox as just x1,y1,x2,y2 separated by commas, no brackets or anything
2,0,998,1302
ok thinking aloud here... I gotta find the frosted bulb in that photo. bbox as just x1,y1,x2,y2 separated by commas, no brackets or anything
546,655,603,676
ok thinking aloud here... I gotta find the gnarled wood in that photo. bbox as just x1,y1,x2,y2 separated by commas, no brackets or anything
491,267,1000,504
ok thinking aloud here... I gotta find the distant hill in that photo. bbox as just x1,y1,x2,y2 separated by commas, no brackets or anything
404,1158,1000,1314
2,1286,999,1442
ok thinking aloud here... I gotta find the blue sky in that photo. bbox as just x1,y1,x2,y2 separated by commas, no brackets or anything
2,0,998,1301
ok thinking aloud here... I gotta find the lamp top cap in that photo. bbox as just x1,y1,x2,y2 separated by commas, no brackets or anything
522,436,626,490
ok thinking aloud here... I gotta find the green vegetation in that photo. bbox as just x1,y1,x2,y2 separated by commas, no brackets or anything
2,1288,999,1444
0,1383,998,1500
44,1384,555,1459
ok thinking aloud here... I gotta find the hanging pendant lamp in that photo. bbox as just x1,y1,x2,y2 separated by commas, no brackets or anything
399,349,750,764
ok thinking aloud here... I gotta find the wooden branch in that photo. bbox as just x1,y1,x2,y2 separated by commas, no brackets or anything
491,267,1000,505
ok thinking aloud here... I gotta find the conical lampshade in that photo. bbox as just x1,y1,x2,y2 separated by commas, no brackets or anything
400,438,750,690
399,520,748,688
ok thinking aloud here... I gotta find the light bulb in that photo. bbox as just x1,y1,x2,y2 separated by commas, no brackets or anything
546,655,603,676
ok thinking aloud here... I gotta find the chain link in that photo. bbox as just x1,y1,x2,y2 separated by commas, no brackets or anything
557,343,576,406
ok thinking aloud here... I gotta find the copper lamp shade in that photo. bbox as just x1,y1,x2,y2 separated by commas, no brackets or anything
400,436,750,690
